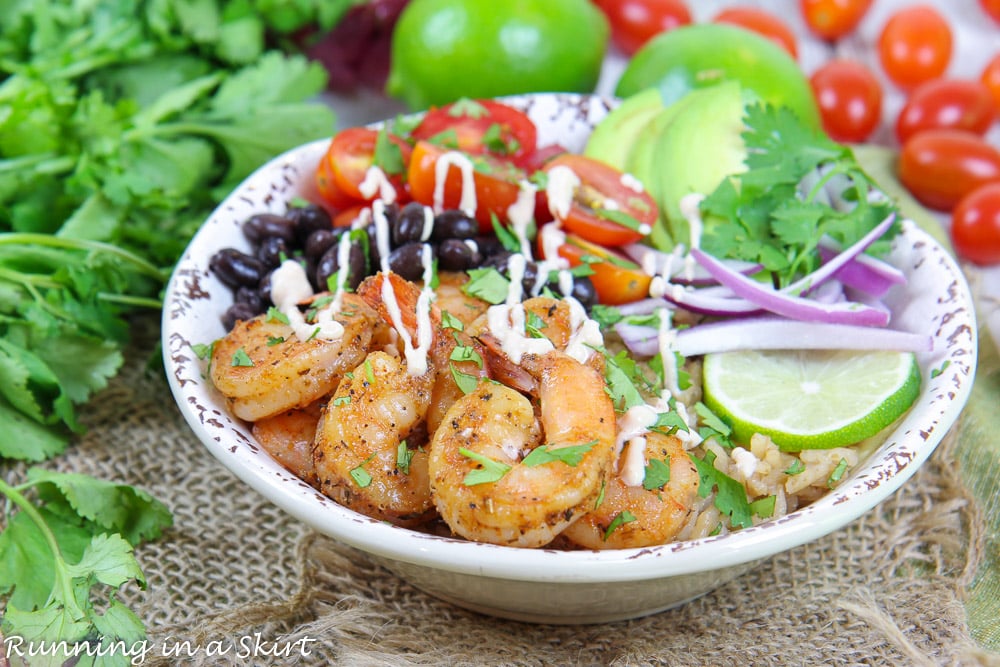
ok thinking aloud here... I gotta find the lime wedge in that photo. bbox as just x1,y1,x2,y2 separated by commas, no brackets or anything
702,350,921,451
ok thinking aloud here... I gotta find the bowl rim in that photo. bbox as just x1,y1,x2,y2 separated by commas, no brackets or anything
162,93,978,584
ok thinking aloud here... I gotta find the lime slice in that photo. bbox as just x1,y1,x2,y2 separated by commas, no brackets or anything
702,349,921,451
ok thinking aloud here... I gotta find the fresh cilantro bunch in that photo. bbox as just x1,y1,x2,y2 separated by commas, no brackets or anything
0,469,173,665
699,103,900,287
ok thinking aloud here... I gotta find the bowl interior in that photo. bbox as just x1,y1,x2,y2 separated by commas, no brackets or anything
162,93,977,586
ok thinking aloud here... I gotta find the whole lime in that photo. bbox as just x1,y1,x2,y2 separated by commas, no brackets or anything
385,0,609,111
615,23,821,128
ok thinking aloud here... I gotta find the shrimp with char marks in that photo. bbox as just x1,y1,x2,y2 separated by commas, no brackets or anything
428,350,616,547
210,292,384,421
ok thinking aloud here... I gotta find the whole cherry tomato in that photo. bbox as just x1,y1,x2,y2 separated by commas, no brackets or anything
951,182,1000,265
895,79,997,144
982,54,1000,113
593,0,692,56
542,154,659,247
981,0,1000,24
898,129,1000,211
877,5,952,89
538,230,652,304
799,0,873,40
809,59,883,143
712,7,798,58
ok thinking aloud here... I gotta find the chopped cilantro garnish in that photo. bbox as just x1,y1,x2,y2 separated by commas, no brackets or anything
266,306,289,325
461,267,511,304
490,213,522,252
590,304,624,328
441,310,465,331
689,450,753,529
694,402,732,447
524,309,548,339
306,326,320,341
333,395,351,406
427,128,460,149
266,336,285,346
450,363,479,394
191,341,215,360
459,448,511,485
650,410,690,435
450,345,483,368
350,453,378,488
448,98,488,118
374,127,406,176
784,459,806,476
396,440,413,475
642,458,672,491
603,510,637,541
521,441,597,467
597,347,654,412
930,360,951,379
305,295,334,322
827,457,850,488
230,348,253,367
594,479,606,510
363,358,375,384
749,495,776,519
593,207,648,234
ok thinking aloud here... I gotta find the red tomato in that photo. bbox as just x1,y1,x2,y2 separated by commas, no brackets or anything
981,0,1000,23
542,154,659,247
410,99,538,166
877,5,952,89
593,0,692,56
898,129,1000,211
951,182,1000,265
982,54,1000,114
333,204,369,228
407,140,526,231
895,79,997,144
323,127,412,203
539,230,652,305
712,7,798,58
799,0,873,40
315,153,357,210
809,59,883,143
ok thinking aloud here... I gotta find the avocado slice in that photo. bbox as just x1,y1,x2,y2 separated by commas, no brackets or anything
584,87,666,171
652,81,748,250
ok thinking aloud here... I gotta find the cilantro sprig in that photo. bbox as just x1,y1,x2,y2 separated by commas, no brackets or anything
698,103,900,287
0,469,172,657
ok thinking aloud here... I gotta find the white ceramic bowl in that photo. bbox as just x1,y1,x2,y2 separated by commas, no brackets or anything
162,93,977,625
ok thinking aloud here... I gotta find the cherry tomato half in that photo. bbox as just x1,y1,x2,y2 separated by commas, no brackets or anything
407,140,526,231
315,153,357,210
895,79,997,145
898,129,1000,211
539,229,652,305
799,0,873,41
809,59,883,143
981,0,1000,24
713,7,798,58
323,127,412,203
410,99,538,166
877,5,952,89
542,154,659,247
951,182,1000,265
982,54,1000,114
593,0,692,56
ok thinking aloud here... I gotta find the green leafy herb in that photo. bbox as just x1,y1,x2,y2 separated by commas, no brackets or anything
459,448,511,486
749,495,776,519
930,360,951,379
698,103,900,286
784,459,806,476
230,347,253,367
191,342,215,360
603,510,637,541
593,208,648,234
332,395,350,406
350,453,378,488
461,267,511,305
521,441,597,468
650,410,690,436
597,347,654,412
450,363,480,395
448,98,488,118
524,309,548,339
490,214,522,253
642,458,672,491
363,359,376,385
441,310,465,331
374,127,405,176
450,345,483,368
690,450,754,529
590,304,624,328
0,469,171,657
396,440,413,475
266,335,285,346
266,306,290,325
828,457,850,488
594,479,606,510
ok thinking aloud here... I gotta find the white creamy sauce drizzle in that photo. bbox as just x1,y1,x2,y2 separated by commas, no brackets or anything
620,172,645,194
563,296,602,364
358,165,397,204
269,260,345,342
507,180,538,258
545,165,580,220
433,151,477,215
614,404,658,486
679,192,705,281
350,206,372,230
656,308,681,397
419,204,435,241
327,232,353,312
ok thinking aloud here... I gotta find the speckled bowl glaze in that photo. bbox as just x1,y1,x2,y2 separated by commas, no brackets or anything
163,93,977,625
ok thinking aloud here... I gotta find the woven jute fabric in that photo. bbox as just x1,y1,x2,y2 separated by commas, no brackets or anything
10,316,999,667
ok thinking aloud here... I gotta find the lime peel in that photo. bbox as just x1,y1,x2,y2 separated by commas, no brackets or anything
702,349,922,452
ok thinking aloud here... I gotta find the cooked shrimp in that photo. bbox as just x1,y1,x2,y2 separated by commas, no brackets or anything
428,350,616,548
210,293,380,421
252,401,321,485
357,271,488,433
562,431,700,550
312,351,436,527
434,270,489,326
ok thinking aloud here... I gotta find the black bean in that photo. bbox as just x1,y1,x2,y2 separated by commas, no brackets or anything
258,272,273,305
234,285,264,314
394,201,430,246
364,223,382,270
438,239,481,271
304,228,342,263
243,213,297,245
568,275,598,309
433,209,478,241
388,242,431,282
316,241,368,292
519,260,541,294
475,235,506,262
210,248,266,288
222,302,259,331
256,236,289,268
483,250,513,272
287,204,332,243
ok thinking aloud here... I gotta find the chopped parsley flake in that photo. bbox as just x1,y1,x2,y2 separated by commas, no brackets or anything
603,510,637,541
828,457,850,488
191,342,214,360
333,395,351,406
930,360,951,379
450,363,479,394
266,336,285,346
521,441,597,467
459,448,511,485
441,311,464,331
350,453,377,488
266,306,289,325
230,348,253,367
461,267,511,305
642,458,672,491
374,127,406,176
450,345,483,368
784,459,806,476
749,495,776,519
396,440,413,475
490,213,522,253
363,359,375,384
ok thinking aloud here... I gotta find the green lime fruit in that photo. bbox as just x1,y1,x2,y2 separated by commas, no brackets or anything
386,0,609,111
702,349,922,452
614,23,821,129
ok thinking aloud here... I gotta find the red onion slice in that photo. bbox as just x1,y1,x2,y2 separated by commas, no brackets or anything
818,239,906,298
622,243,762,286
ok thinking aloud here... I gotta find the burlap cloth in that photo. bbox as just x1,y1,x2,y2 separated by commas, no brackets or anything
8,315,988,667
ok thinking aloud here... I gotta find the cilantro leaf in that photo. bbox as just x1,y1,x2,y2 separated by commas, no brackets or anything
459,448,511,485
521,441,597,467
642,458,672,491
461,267,511,305
689,450,754,529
